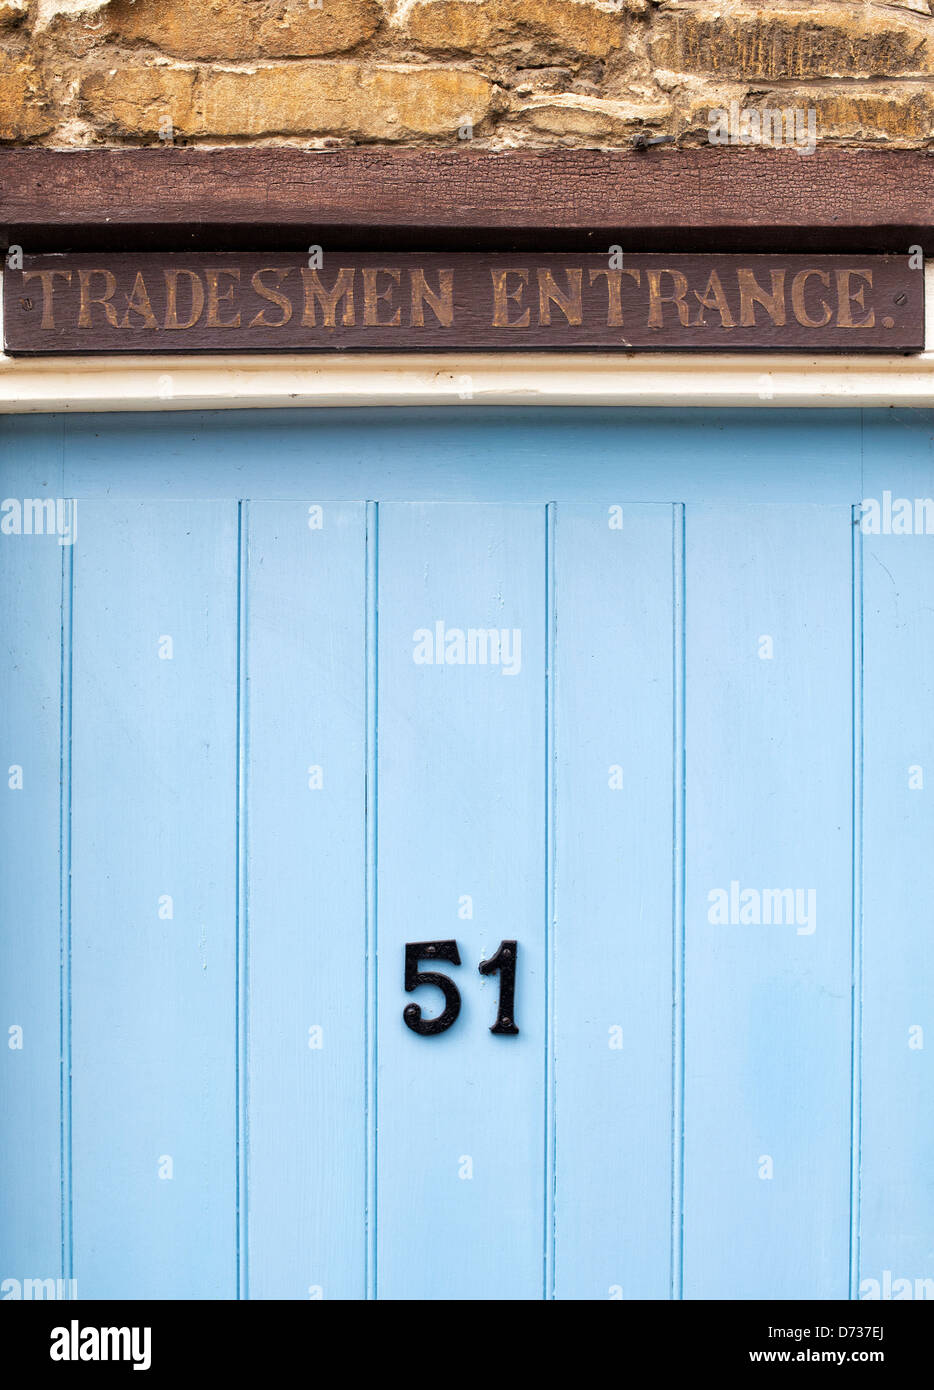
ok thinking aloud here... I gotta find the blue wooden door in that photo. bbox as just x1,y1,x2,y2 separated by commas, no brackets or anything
1,407,932,1301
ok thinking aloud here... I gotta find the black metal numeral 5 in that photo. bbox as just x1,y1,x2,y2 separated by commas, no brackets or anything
479,940,519,1035
403,940,462,1036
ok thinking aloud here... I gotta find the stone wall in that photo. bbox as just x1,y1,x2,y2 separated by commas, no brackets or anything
1,0,932,148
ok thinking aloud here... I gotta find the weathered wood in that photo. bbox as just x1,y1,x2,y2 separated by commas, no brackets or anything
5,252,923,354
0,148,931,253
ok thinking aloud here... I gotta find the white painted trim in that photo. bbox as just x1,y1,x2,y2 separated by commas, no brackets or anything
1,265,930,413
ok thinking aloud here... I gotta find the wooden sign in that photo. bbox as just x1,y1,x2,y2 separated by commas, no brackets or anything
3,252,924,354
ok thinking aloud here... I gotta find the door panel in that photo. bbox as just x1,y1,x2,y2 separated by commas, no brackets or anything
375,503,546,1300
552,502,678,1300
860,413,934,1296
1,408,931,1301
0,418,66,1289
243,501,368,1300
683,504,853,1299
63,408,861,505
70,501,239,1299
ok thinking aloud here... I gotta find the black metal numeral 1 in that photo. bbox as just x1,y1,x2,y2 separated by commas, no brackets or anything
479,940,519,1035
403,940,462,1036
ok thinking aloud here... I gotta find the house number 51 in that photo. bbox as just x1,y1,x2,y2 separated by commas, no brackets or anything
403,940,519,1038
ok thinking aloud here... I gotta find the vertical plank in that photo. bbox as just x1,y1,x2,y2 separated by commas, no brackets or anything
70,500,238,1299
552,502,678,1300
365,500,378,1300
244,500,367,1300
683,503,853,1299
860,411,934,1297
0,418,67,1292
376,502,545,1300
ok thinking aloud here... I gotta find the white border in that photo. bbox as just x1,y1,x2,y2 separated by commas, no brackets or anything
1,265,930,412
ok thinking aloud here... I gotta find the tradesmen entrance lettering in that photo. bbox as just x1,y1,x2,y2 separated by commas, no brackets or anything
4,252,923,354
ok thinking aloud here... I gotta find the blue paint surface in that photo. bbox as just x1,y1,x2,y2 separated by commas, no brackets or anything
1,407,931,1300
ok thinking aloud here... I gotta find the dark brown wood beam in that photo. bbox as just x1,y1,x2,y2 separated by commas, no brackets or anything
1,147,931,253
